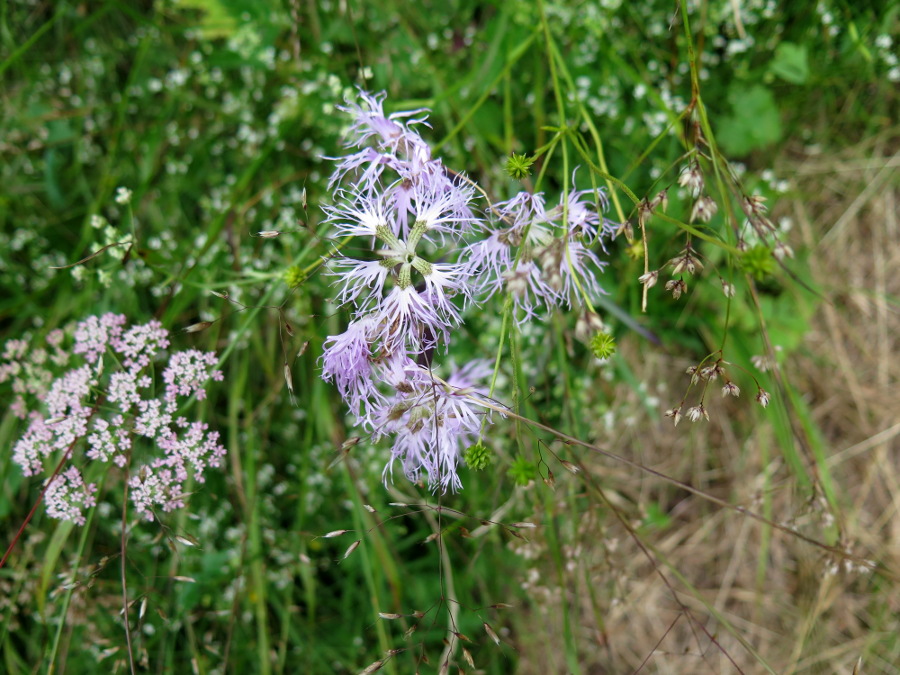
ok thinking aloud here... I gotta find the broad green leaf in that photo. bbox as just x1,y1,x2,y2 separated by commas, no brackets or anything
769,42,809,84
718,84,783,156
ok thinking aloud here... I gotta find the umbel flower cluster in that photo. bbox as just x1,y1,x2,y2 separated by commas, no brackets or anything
320,91,615,492
2,314,225,524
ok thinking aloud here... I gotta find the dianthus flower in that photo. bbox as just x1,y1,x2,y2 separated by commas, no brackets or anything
319,92,611,491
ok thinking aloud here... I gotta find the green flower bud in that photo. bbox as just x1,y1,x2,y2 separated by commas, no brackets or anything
464,440,492,470
504,153,536,180
284,265,307,288
589,332,616,360
740,244,776,280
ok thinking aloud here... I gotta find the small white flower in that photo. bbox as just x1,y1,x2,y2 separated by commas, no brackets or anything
664,406,682,427
756,389,770,408
721,382,740,397
686,405,709,422
115,187,133,205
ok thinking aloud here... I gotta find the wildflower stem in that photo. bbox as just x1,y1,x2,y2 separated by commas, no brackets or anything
487,296,513,403
121,470,137,675
461,392,875,573
0,396,102,569
435,28,540,151
547,38,629,225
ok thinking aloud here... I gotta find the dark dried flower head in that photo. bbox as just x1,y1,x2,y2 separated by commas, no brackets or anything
649,189,669,213
665,279,687,299
664,406,683,426
668,246,703,276
637,198,654,228
721,381,740,397
638,270,659,289
686,404,709,422
700,362,725,381
742,194,768,217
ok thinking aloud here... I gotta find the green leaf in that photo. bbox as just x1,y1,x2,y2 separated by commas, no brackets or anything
769,42,809,84
717,84,783,156
173,0,238,40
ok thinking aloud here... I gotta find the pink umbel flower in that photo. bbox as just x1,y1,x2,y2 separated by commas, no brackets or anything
44,467,97,526
163,350,223,410
73,313,126,364
2,314,226,524
112,319,170,372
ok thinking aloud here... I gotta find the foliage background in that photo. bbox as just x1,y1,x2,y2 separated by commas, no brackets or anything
1,0,898,673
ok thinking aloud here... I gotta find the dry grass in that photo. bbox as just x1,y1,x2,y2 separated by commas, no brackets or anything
513,140,900,674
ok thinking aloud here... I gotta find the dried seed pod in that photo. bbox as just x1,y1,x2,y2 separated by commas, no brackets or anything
483,622,501,646
342,540,361,560
322,529,352,538
183,321,213,334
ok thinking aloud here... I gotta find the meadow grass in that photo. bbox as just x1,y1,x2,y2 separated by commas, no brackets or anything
1,1,899,673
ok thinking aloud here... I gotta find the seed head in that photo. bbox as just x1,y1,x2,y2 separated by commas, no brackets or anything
685,365,700,385
678,161,704,196
649,189,669,213
668,246,703,275
774,241,794,260
665,279,687,299
690,196,718,223
638,270,659,289
686,404,709,422
742,194,768,217
721,382,740,397
664,406,683,427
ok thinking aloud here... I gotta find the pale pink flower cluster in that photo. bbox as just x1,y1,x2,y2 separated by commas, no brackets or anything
1,313,226,524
